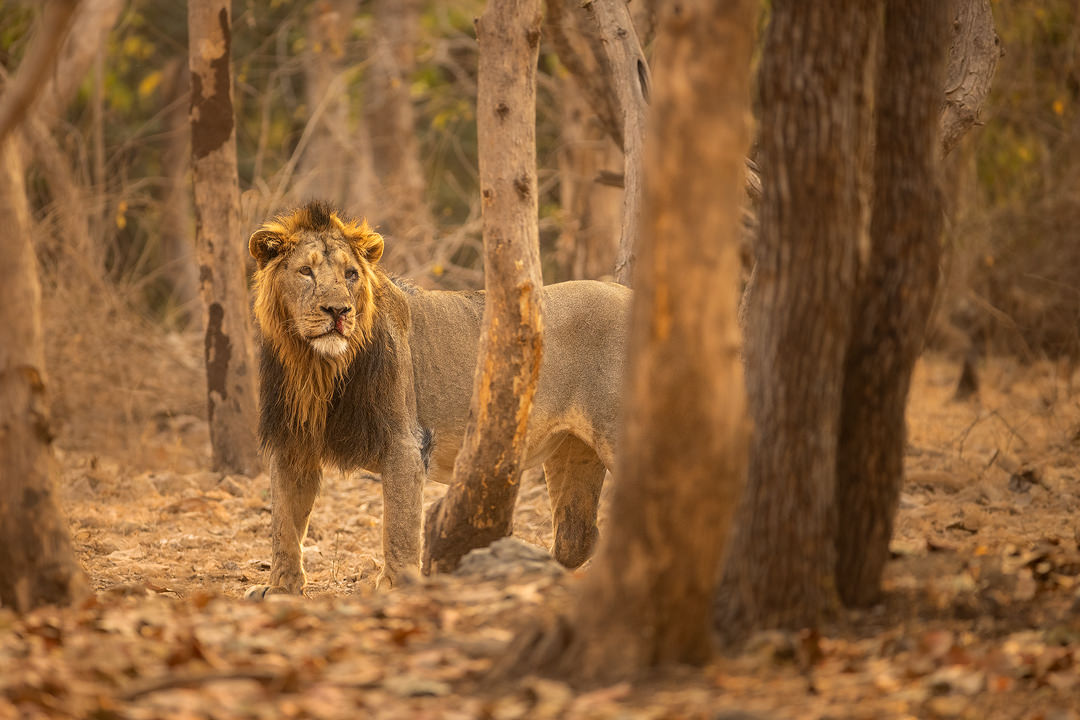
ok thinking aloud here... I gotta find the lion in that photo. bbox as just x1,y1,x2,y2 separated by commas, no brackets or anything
244,201,630,596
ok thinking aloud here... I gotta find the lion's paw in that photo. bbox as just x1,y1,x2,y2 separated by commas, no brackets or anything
244,584,293,600
374,567,419,593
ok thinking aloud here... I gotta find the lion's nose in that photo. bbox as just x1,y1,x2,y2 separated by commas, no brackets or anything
321,305,351,320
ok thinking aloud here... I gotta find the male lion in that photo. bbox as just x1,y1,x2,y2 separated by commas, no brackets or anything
245,201,629,596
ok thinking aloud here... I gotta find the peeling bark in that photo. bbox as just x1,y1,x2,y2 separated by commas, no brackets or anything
423,0,545,574
188,0,261,476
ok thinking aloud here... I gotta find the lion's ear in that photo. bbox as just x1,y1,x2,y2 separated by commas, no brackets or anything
344,220,384,265
249,228,286,269
357,230,384,265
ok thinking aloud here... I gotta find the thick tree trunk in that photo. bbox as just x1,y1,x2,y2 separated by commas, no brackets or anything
366,0,434,264
834,0,948,608
423,0,544,574
717,0,877,634
188,1,261,476
0,139,90,612
503,0,753,683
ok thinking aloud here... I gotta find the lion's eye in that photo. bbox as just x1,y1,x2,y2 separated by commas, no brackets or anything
345,268,359,282
299,266,313,278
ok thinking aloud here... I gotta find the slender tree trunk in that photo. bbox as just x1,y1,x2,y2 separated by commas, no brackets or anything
423,0,544,574
188,0,261,476
503,0,753,683
366,0,434,262
0,0,78,141
159,60,201,326
940,0,1000,157
556,81,621,280
545,0,649,285
834,0,948,607
0,139,90,613
549,6,622,281
717,0,878,634
583,0,649,286
295,0,363,210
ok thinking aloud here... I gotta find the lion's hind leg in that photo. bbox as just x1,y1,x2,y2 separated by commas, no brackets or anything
543,434,606,569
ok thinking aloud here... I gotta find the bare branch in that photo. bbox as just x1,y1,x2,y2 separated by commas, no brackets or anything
0,0,80,144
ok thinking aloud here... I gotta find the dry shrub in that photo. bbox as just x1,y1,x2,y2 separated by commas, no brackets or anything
39,257,208,469
972,193,1080,362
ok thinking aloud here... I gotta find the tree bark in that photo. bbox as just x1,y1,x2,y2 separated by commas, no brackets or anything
718,0,878,634
833,0,949,607
423,0,545,574
583,0,650,286
188,0,261,476
940,0,1000,157
545,0,649,286
0,139,90,613
366,0,434,265
502,0,753,683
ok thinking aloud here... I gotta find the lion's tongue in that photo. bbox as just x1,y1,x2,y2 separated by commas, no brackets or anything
335,316,346,334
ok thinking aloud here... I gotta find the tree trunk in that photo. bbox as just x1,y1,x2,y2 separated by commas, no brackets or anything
545,0,649,286
502,0,753,683
0,139,90,613
366,0,434,265
833,0,948,607
159,60,201,327
295,0,367,211
547,1,622,280
188,0,261,476
0,0,78,142
556,79,622,280
940,0,1000,157
423,0,544,574
717,0,878,634
582,0,649,286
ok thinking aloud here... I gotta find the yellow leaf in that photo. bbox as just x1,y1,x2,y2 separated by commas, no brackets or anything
1053,99,1065,116
138,70,162,99
115,200,128,230
431,263,444,277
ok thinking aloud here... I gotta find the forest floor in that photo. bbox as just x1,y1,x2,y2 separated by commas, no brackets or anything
4,347,1080,719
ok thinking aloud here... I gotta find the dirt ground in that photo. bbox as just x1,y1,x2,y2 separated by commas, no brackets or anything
5,347,1080,719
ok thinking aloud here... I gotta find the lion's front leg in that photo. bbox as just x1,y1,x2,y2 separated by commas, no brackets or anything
376,441,426,590
246,452,321,599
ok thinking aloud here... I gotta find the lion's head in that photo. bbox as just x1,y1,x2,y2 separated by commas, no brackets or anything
249,201,385,430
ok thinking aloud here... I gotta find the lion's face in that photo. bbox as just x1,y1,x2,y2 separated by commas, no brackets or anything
275,235,364,357
249,203,384,360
